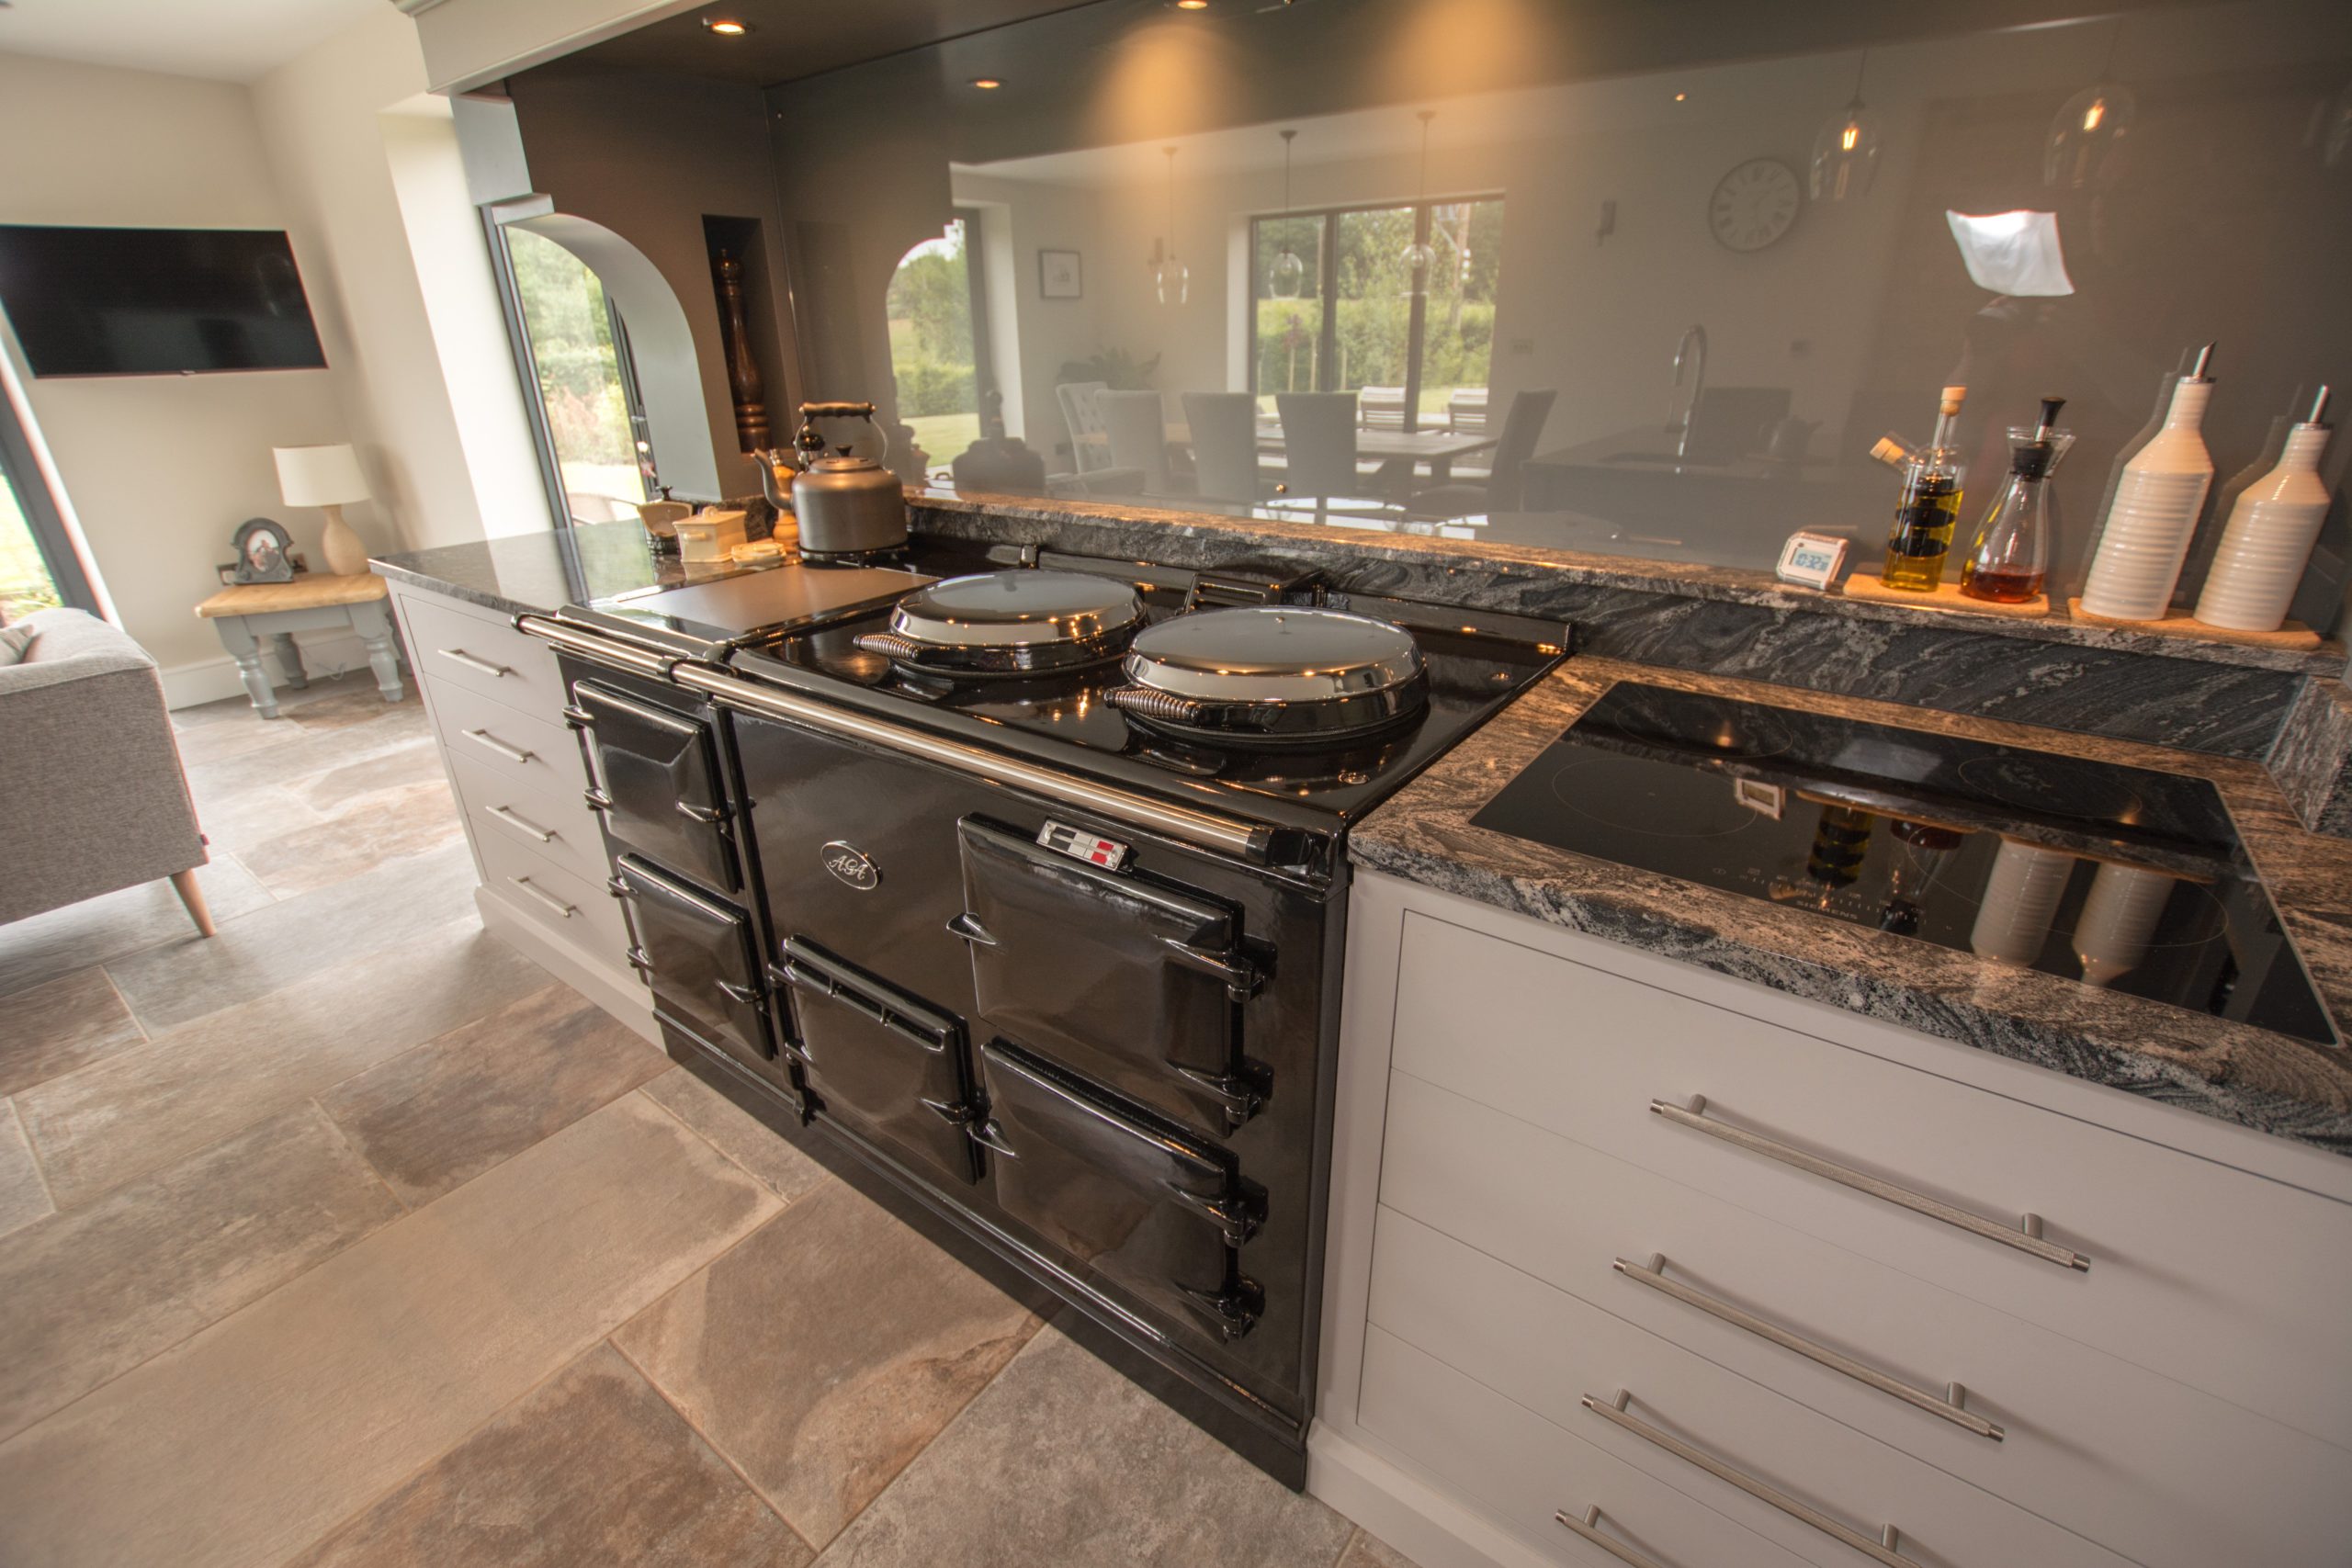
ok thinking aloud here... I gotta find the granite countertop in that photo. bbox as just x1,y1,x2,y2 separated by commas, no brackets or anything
1351,657,2352,1155
371,523,763,618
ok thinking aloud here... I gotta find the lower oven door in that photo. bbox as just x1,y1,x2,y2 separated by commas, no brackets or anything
570,680,740,894
612,854,770,1068
975,1039,1263,1342
774,938,980,1187
956,816,1263,1136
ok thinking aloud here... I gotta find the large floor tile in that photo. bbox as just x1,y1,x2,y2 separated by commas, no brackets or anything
639,1066,831,1206
0,1094,778,1568
1337,1529,1422,1568
616,1179,1042,1546
812,1326,1354,1568
282,1342,810,1568
295,737,447,813
0,967,143,1097
0,856,274,1000
0,1103,401,1443
104,838,481,1032
0,1103,51,1240
284,682,426,735
20,919,545,1208
237,777,466,899
321,982,666,1206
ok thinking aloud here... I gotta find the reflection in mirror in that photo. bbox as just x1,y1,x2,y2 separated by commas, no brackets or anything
533,0,2352,620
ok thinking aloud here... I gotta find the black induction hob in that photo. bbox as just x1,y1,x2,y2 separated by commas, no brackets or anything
1469,681,2335,1045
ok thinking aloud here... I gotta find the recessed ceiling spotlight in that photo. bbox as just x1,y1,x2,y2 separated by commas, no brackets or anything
1674,91,1688,102
1175,1,1209,9
703,17,751,35
971,77,1003,89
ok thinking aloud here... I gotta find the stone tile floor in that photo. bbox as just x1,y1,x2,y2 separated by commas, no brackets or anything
0,671,1413,1567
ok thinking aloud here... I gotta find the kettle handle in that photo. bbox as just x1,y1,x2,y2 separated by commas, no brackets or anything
794,401,888,464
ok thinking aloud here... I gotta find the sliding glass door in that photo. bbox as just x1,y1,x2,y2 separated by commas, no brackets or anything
1250,196,1502,433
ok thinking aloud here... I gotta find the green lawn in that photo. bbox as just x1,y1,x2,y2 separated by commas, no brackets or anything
0,471,62,620
904,412,981,476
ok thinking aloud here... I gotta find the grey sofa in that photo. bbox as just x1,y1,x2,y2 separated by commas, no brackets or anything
0,609,213,934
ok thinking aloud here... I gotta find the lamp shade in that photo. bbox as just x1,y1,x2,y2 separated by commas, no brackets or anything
274,444,368,507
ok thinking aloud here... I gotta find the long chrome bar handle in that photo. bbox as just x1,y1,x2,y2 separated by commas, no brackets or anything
1555,1506,1672,1568
436,647,512,678
1582,1391,1917,1567
487,806,555,843
463,728,535,764
1615,1254,2002,1440
507,875,577,919
1650,1096,2089,1272
513,615,678,681
672,662,1275,864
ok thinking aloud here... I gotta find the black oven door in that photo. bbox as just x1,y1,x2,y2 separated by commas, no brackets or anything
955,816,1264,1137
569,681,739,894
613,854,770,1068
774,938,980,1187
975,1039,1263,1343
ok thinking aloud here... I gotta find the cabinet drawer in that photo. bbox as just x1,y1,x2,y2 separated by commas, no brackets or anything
425,677,585,796
398,592,566,719
1378,1069,2350,1568
448,749,607,887
1360,1326,1813,1568
474,821,632,964
1372,1206,2132,1568
1390,909,2352,1451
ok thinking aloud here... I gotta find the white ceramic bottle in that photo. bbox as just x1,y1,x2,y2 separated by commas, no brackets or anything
2194,388,2334,633
2072,861,2177,987
1969,838,2076,964
2079,344,2217,621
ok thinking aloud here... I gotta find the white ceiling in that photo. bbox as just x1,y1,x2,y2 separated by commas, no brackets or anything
0,0,386,83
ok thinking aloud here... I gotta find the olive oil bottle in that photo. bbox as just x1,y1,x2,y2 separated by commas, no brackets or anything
1879,386,1968,591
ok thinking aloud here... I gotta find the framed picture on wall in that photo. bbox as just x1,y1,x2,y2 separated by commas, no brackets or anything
1038,249,1083,299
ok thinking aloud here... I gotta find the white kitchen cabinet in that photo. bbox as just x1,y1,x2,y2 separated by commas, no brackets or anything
382,580,655,1043
1311,868,2352,1568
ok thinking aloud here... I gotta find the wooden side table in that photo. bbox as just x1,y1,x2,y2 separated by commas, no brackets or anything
195,574,405,719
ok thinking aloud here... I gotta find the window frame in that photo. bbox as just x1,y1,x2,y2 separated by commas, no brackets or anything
1247,192,1502,434
0,383,99,616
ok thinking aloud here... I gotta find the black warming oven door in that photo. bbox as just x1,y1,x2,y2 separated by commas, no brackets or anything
567,679,741,895
612,853,772,1071
954,817,1266,1138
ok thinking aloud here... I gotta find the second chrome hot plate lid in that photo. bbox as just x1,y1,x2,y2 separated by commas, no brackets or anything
854,569,1145,674
1108,604,1430,741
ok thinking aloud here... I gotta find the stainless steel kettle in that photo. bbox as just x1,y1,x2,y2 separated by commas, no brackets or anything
785,401,908,557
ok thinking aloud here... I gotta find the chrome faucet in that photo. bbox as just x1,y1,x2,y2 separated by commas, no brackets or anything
1668,323,1708,458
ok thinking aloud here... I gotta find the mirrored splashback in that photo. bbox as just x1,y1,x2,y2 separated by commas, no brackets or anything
536,0,2352,616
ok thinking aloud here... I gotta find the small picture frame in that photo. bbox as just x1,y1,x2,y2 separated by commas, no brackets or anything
1038,249,1083,300
231,516,297,584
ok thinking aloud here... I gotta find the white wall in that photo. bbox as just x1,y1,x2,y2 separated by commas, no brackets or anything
0,51,350,682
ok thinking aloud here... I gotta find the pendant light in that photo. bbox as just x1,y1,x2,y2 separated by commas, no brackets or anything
1271,129,1307,299
1153,145,1189,306
1808,50,1882,201
1399,110,1438,289
2045,20,2135,189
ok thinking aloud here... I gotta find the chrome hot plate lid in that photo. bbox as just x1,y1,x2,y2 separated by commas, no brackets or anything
853,570,1144,675
1107,605,1430,743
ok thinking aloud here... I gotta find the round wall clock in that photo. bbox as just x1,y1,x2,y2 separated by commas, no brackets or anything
1709,158,1801,252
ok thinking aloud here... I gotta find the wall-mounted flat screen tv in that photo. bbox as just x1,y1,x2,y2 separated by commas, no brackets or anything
0,225,328,378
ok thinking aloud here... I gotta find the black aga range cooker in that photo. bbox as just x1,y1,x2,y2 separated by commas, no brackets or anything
518,538,1566,1484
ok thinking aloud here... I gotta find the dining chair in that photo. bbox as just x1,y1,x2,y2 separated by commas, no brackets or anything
1408,389,1557,517
1097,389,1174,494
1182,392,1261,503
1358,386,1408,431
1056,381,1111,473
1276,392,1361,498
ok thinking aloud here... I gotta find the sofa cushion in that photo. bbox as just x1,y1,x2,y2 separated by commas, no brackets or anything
0,622,34,666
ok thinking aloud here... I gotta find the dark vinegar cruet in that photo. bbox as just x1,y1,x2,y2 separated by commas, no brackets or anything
1961,396,2073,604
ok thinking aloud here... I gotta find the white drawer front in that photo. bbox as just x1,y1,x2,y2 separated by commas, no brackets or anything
1389,908,2352,1452
473,819,632,964
398,591,566,720
426,677,586,796
1361,1326,1815,1568
1371,1205,2134,1568
448,749,608,888
1377,1068,2350,1568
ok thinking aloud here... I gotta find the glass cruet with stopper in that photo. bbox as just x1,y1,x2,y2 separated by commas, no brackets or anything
1877,385,1968,591
1960,396,2073,604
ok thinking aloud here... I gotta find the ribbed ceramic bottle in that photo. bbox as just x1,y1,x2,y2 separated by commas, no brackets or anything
1969,838,2076,964
2194,390,2333,633
2079,350,2217,621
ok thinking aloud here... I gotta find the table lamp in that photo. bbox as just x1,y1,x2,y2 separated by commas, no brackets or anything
273,444,371,577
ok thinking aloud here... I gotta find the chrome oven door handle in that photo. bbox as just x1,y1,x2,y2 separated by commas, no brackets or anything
1555,1506,1672,1568
1159,936,1261,1000
1650,1095,2089,1272
1614,1254,2001,1440
1582,1391,1917,1568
